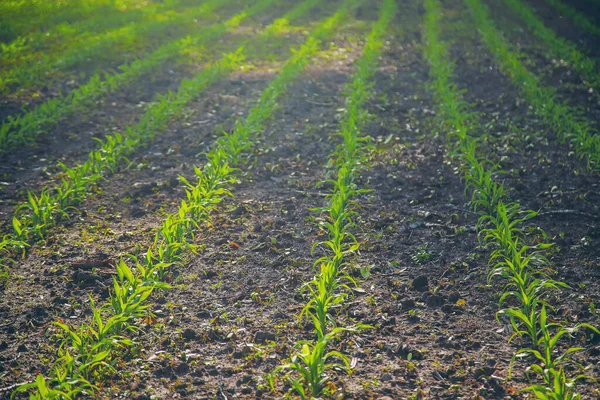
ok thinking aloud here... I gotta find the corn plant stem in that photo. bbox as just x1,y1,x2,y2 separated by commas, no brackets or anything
544,0,600,36
0,0,253,153
0,0,194,64
0,0,281,270
424,0,598,396
271,1,395,398
13,4,349,397
462,0,600,169
502,0,600,92
0,0,221,94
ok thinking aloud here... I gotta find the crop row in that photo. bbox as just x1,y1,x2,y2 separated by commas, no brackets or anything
503,0,600,94
0,1,218,57
545,0,600,36
424,0,599,398
461,0,600,168
0,0,288,276
0,0,241,153
268,0,395,397
0,0,138,43
0,0,177,64
12,1,348,398
0,0,231,94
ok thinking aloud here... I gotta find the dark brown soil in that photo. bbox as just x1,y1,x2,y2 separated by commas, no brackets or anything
1,1,599,399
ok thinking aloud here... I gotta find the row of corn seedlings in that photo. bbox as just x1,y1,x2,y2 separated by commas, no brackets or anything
502,0,600,94
460,0,599,169
424,0,599,397
0,0,189,67
0,0,230,94
0,0,129,43
0,0,250,153
545,0,600,36
269,1,396,397
12,4,349,397
0,0,322,276
0,0,183,68
263,0,322,36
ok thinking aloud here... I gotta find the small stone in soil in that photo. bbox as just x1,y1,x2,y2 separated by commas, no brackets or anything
411,275,428,291
254,331,276,343
448,291,460,303
426,294,444,307
400,298,416,309
175,362,190,375
182,328,197,340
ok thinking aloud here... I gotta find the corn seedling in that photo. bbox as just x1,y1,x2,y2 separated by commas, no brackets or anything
270,327,360,399
509,304,600,376
523,366,588,400
423,0,599,397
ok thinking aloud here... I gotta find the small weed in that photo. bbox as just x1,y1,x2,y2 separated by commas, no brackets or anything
411,244,432,264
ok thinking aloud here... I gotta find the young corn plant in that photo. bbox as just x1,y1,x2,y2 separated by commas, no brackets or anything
16,233,169,397
523,366,588,400
14,297,136,398
270,327,359,400
511,305,600,376
423,0,599,397
300,257,358,339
